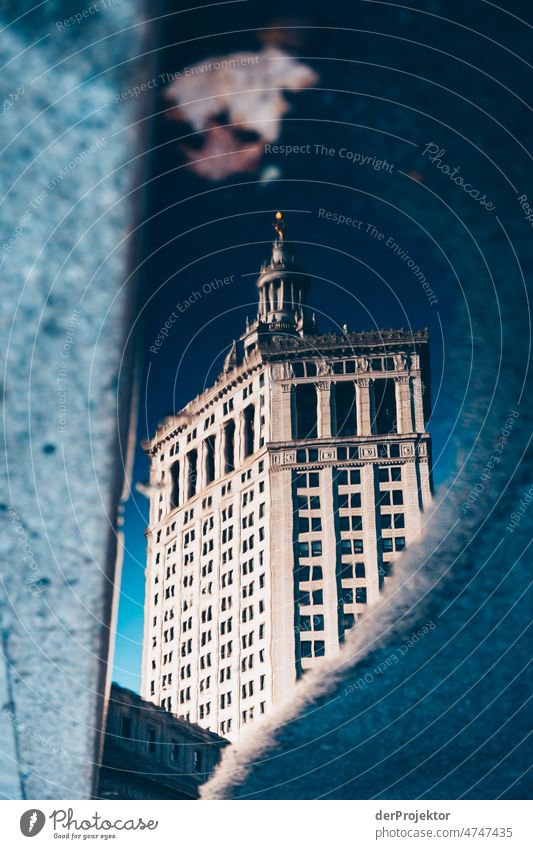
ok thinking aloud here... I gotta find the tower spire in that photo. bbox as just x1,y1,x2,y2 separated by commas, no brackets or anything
241,212,317,349
273,210,285,241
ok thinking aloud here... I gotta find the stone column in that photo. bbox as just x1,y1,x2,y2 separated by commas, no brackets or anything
361,463,380,606
395,376,414,433
252,404,260,454
356,378,372,436
237,410,246,465
216,424,226,479
178,454,187,507
317,381,332,438
196,440,205,493
270,382,293,441
270,468,297,703
319,466,340,655
412,375,425,433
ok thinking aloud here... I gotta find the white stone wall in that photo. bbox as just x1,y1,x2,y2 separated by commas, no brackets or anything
142,339,432,741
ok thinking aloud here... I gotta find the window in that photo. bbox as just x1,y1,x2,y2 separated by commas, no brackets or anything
341,562,353,578
300,640,313,658
298,542,309,557
311,540,322,556
170,460,180,509
120,715,131,740
372,379,397,434
204,435,216,484
355,562,365,578
312,589,323,605
355,587,367,604
243,404,255,457
223,419,235,473
186,449,197,498
334,381,357,436
301,640,325,658
395,536,406,551
294,383,318,439
382,538,394,553
392,490,404,505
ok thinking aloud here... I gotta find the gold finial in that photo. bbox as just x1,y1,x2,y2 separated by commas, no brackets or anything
273,211,285,240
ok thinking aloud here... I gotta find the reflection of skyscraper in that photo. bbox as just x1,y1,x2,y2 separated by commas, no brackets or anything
141,215,432,740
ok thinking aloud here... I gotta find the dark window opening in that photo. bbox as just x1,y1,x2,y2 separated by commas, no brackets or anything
334,381,357,436
294,383,317,439
372,379,397,434
120,715,131,740
224,419,235,473
243,404,255,457
205,435,216,484
187,449,197,499
170,460,180,509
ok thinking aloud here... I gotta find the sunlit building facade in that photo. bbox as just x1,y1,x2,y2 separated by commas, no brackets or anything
141,215,432,740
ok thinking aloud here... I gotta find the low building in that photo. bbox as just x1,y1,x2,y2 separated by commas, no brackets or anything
98,683,228,799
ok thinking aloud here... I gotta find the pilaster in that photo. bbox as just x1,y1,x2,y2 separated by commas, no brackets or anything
356,378,372,435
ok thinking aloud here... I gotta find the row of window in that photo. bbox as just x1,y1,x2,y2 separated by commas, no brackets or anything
119,715,205,771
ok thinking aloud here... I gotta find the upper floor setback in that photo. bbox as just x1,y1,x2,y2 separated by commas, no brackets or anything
145,337,429,444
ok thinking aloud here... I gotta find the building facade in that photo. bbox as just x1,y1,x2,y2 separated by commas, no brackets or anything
141,215,432,740
99,683,227,799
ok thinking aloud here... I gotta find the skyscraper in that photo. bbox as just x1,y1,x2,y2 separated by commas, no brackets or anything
141,214,432,740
